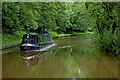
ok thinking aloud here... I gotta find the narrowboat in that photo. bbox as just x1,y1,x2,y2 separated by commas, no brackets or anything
20,33,53,50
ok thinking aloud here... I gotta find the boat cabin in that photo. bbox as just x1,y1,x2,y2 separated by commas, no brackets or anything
20,33,53,50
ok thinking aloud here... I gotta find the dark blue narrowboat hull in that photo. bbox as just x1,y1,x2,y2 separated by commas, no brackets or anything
20,46,38,50
20,41,53,51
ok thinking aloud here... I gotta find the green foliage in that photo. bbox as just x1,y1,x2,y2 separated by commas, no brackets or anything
70,3,95,32
98,30,120,55
2,2,119,57
2,34,22,45
86,2,120,56
2,2,93,35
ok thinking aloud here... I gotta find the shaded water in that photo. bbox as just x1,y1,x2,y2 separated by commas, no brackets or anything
2,34,118,78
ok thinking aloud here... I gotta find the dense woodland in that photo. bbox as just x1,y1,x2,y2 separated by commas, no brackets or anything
2,2,120,56
2,2,95,34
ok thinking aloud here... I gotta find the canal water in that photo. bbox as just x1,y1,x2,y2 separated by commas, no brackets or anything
2,34,118,78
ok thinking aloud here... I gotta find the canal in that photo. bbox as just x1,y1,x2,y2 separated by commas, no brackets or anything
2,34,118,78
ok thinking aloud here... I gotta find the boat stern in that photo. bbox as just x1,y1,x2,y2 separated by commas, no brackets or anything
20,43,36,50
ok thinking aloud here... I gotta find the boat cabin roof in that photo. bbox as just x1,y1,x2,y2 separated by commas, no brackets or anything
23,33,51,36
23,33,38,36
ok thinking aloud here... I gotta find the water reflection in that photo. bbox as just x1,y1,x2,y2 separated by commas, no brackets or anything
20,44,72,67
20,52,42,67
55,45,72,55
20,44,55,67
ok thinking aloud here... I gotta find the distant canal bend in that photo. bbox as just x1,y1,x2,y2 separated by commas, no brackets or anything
2,34,118,78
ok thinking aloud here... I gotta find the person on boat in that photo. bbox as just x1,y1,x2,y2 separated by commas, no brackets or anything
44,29,49,35
25,33,30,43
27,33,29,39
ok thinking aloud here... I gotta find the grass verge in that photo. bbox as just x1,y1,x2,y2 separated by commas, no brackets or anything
2,34,22,46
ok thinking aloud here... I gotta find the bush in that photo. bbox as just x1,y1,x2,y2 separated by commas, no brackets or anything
48,31,59,38
98,30,120,56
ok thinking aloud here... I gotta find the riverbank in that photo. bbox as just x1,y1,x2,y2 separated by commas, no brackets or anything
49,31,94,39
2,31,94,47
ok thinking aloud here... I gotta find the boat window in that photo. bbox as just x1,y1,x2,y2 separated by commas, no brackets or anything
31,35,38,44
30,38,34,43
